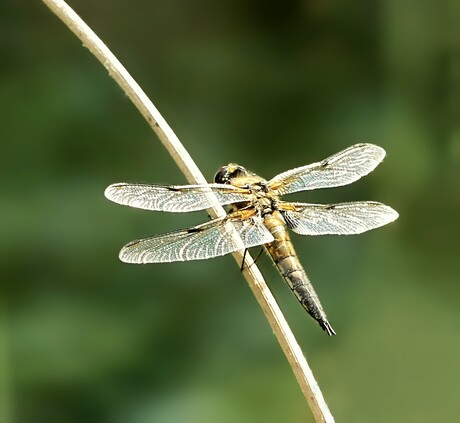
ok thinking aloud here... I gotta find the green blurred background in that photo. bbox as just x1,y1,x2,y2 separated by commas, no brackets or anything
1,0,459,422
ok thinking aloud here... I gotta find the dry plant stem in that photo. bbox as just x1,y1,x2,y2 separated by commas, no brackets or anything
42,1,335,422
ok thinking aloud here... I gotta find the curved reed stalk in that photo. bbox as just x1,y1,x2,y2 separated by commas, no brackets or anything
42,1,335,421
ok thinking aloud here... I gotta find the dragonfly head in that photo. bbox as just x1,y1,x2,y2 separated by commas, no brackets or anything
214,164,249,184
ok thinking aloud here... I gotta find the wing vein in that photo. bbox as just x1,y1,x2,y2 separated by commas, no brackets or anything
268,143,386,195
119,215,274,263
104,183,250,212
281,201,399,235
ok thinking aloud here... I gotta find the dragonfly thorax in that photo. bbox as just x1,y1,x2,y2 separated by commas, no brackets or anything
214,164,277,213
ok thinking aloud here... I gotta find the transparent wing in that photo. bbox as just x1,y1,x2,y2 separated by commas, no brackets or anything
119,216,274,263
281,201,399,235
104,183,250,213
268,143,386,195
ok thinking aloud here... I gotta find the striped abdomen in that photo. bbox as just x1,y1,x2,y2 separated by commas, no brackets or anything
264,211,336,336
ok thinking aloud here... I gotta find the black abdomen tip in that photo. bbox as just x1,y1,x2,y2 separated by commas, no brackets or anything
321,321,336,336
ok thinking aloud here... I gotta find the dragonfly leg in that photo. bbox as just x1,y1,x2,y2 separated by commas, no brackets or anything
240,249,248,271
240,247,264,271
252,247,264,265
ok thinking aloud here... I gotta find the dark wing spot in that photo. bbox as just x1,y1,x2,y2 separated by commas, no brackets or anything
187,227,203,233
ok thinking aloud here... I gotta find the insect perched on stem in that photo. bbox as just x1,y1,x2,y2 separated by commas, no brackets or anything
105,144,398,335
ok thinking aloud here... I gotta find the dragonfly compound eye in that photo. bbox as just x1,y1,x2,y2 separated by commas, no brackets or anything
214,167,230,184
214,164,248,184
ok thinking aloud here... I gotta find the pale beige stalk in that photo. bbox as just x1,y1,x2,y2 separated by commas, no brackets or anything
42,1,335,421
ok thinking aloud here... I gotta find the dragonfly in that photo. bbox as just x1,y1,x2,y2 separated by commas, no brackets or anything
105,143,398,335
